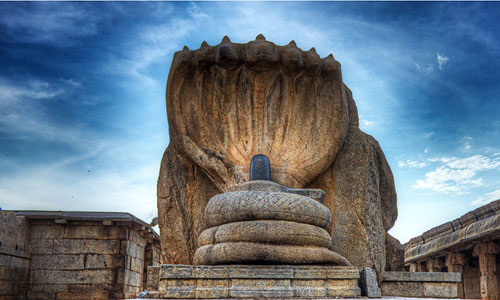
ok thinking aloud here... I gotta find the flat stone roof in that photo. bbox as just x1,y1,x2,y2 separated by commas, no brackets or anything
7,210,160,241
405,199,500,263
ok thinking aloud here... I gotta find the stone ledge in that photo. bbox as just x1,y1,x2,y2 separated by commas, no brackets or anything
381,272,461,299
405,212,500,262
160,264,359,279
154,265,361,299
383,271,461,282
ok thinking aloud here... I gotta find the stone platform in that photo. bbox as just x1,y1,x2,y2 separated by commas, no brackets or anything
145,264,361,298
380,271,462,298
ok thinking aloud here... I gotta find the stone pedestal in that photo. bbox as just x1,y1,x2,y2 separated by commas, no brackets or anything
153,264,361,298
473,243,500,300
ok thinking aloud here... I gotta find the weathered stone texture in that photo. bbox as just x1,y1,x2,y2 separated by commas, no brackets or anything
157,264,360,299
194,242,350,265
309,123,396,275
360,267,381,298
197,220,332,248
204,191,331,229
0,212,30,299
158,36,397,276
385,233,404,271
381,271,461,298
3,212,162,300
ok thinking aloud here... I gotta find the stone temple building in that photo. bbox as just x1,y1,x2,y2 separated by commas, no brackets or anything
405,199,500,300
0,210,160,300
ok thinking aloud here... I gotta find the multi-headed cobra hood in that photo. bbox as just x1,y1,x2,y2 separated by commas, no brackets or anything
166,34,355,190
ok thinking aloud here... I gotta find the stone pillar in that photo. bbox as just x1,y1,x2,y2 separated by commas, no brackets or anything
427,257,443,272
446,253,465,298
473,243,500,300
409,263,418,272
417,261,428,272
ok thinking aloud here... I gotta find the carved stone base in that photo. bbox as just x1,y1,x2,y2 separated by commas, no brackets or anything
151,264,361,298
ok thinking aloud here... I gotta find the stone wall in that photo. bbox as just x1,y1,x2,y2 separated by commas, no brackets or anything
0,211,160,300
0,211,30,300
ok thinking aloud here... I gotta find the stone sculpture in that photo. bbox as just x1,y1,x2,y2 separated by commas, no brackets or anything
158,35,398,275
193,155,351,265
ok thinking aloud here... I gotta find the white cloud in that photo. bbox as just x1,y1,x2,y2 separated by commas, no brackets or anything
0,77,88,144
398,160,429,169
0,3,103,46
437,53,449,71
415,63,434,74
424,132,434,139
0,132,165,223
360,119,374,126
415,155,500,193
472,189,500,206
424,148,430,154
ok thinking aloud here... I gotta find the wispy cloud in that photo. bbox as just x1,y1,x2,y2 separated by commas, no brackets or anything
472,189,500,206
0,3,104,46
415,63,435,74
398,160,429,169
414,155,500,193
460,136,473,152
437,53,449,71
360,119,374,126
0,77,87,144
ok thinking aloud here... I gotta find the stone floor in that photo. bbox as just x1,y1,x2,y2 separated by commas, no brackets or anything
128,297,463,300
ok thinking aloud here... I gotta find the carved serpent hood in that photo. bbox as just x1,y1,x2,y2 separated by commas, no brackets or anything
166,34,352,190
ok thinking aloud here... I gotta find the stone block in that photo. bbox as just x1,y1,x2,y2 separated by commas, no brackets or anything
229,266,293,279
63,225,128,240
160,287,196,298
424,282,458,298
53,239,120,255
55,290,109,300
196,279,230,288
231,278,291,287
0,266,29,281
84,254,125,269
381,281,422,297
124,284,141,297
27,290,53,300
146,266,160,289
195,287,229,298
28,238,54,254
383,271,461,282
122,241,145,258
0,255,11,268
130,230,147,247
29,283,69,293
124,269,143,287
326,284,362,297
230,287,294,298
127,255,144,273
31,254,84,270
0,280,14,295
292,286,326,298
291,279,324,287
32,269,115,285
360,267,381,298
30,225,64,239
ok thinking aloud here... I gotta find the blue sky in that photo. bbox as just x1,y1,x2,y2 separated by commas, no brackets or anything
1,2,500,243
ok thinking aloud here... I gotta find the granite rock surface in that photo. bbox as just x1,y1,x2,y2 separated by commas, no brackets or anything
158,35,398,276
